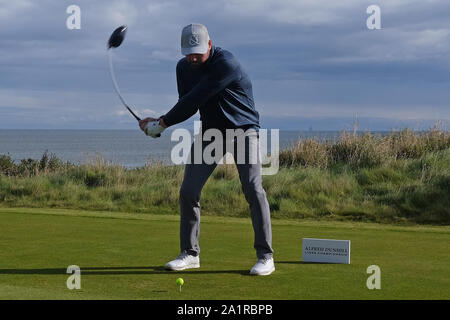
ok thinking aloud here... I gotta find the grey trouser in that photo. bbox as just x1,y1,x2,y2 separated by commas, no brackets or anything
179,129,274,260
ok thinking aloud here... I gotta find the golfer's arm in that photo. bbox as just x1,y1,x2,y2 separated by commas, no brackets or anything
176,64,186,100
168,65,197,123
161,61,239,127
158,63,190,127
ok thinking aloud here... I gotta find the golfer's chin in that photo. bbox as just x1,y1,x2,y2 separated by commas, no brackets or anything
189,62,203,69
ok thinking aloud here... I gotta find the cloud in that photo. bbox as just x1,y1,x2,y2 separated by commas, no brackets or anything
409,28,450,49
0,0,34,19
1,0,450,130
221,0,359,25
104,0,138,26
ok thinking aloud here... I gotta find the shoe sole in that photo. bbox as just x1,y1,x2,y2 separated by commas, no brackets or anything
164,263,200,271
250,267,275,276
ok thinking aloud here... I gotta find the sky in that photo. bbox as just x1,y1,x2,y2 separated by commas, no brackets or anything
1,0,450,131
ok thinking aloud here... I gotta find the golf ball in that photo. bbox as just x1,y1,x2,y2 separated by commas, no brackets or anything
176,278,184,286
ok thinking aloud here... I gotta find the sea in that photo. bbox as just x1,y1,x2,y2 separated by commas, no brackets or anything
0,129,376,168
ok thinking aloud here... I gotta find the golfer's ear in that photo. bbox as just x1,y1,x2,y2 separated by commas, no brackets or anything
208,40,212,49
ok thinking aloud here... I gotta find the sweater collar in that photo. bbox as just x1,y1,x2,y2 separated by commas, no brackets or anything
205,45,215,65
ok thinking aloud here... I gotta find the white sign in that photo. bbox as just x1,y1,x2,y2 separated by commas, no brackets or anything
302,238,351,264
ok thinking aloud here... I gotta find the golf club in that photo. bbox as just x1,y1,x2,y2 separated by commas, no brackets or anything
107,25,141,122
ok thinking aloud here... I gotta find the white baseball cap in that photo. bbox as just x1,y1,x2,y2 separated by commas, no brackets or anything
181,23,210,55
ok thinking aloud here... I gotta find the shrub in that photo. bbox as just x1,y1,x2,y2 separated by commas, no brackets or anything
0,154,17,176
17,159,39,177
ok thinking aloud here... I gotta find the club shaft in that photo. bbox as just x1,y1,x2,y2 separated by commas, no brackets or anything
108,51,141,121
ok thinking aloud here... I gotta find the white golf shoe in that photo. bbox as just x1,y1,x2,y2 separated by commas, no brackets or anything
165,252,200,271
250,257,275,276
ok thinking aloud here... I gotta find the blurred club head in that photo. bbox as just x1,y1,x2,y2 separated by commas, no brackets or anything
108,25,127,49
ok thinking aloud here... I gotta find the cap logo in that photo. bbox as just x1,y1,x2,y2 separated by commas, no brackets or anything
189,34,200,46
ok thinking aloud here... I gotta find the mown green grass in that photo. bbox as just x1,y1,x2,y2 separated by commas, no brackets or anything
0,208,449,299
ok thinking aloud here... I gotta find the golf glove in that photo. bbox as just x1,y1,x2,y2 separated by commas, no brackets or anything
144,120,165,138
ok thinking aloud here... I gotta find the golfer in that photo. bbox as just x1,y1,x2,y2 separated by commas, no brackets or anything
139,23,274,275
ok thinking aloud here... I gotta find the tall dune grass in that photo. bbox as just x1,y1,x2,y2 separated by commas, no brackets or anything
280,127,450,169
1,127,449,224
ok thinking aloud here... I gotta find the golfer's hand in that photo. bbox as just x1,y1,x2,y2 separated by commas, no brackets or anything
139,117,158,132
140,118,166,138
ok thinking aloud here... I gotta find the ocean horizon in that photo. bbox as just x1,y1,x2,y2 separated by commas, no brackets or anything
0,129,389,168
